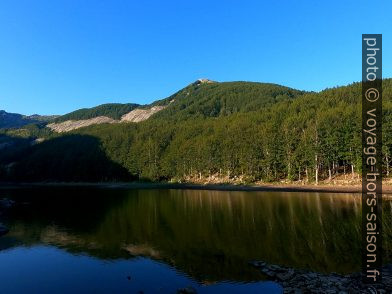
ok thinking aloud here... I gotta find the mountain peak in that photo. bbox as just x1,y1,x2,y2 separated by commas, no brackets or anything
193,78,215,86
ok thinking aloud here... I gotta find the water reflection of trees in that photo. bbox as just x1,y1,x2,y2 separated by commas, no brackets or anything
2,189,391,281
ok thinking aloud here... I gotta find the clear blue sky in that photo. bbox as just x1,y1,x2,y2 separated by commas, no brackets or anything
1,0,391,115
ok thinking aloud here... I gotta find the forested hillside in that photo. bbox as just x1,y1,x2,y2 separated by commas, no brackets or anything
152,80,305,120
54,103,140,122
1,79,391,183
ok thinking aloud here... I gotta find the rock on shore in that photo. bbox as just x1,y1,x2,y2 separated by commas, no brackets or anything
250,261,392,293
0,223,9,236
0,198,14,237
177,287,197,294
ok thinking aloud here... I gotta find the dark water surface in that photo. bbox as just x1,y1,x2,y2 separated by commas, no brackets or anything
0,188,391,293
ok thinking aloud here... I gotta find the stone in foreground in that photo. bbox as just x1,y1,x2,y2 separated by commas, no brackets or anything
177,286,197,294
249,260,392,293
0,223,9,237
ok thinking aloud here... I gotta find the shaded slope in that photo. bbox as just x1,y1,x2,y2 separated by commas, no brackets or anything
0,110,56,129
7,134,132,182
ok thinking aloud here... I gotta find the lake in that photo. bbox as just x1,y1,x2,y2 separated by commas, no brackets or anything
0,188,391,293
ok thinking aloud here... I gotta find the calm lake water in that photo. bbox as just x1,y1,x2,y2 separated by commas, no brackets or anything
0,188,391,293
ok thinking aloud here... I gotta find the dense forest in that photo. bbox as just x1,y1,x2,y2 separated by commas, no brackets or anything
0,79,391,183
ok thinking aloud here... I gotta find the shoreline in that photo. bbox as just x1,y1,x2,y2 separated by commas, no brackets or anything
249,260,392,293
1,181,392,194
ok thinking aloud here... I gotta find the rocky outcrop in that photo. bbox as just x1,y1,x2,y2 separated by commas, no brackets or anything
250,261,392,293
121,106,166,122
193,78,215,86
47,116,116,133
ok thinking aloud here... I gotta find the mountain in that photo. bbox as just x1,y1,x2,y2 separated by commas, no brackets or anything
1,79,391,184
150,80,305,121
0,110,57,129
46,80,305,132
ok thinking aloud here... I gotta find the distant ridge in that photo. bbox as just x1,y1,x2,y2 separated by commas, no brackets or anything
0,110,57,129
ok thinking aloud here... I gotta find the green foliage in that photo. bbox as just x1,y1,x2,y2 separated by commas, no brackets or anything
2,79,392,183
54,103,140,122
153,81,305,121
1,123,53,138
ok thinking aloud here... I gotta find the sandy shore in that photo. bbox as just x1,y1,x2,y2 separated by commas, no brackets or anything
1,181,392,194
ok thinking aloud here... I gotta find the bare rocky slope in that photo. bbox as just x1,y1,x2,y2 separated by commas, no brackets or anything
120,105,167,122
47,116,117,133
47,105,169,132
